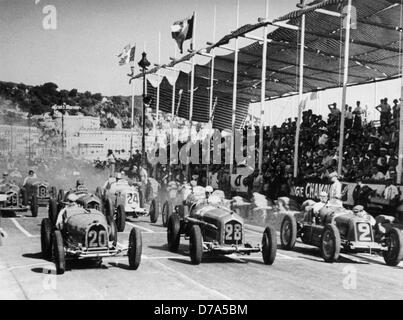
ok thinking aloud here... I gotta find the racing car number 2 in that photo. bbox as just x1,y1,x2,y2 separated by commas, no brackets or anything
356,222,372,242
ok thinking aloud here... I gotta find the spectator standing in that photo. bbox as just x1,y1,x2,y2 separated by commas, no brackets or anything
107,149,116,177
353,101,364,129
345,105,353,129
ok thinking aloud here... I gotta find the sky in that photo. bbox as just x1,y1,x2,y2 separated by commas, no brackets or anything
1,0,402,126
0,0,296,97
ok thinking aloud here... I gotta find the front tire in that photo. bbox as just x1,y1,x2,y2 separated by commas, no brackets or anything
320,224,341,263
280,214,297,250
167,214,180,252
40,218,52,260
262,225,277,265
53,230,65,274
383,227,403,266
128,227,142,270
149,199,159,223
116,204,126,232
189,225,203,265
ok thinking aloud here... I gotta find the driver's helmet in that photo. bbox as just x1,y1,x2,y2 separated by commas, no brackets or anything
115,172,122,180
67,193,79,204
76,179,84,187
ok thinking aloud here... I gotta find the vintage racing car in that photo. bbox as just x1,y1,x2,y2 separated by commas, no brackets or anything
21,177,57,210
41,195,142,274
167,186,277,265
150,180,183,227
0,183,33,216
280,198,403,266
96,177,149,232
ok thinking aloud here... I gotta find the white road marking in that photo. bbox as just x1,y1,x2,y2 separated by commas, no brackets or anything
10,218,35,238
6,262,54,272
277,252,295,260
125,221,154,233
155,261,232,300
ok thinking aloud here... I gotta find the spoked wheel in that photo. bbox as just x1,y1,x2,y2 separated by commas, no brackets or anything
149,199,159,223
189,225,203,265
40,218,53,260
320,224,341,263
280,214,297,250
53,230,65,274
167,214,181,252
115,204,126,232
128,227,142,270
383,227,403,266
262,225,277,265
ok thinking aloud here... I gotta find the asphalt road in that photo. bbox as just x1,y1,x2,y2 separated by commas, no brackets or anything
1,206,403,300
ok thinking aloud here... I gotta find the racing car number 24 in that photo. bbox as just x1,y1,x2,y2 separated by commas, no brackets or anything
127,193,138,204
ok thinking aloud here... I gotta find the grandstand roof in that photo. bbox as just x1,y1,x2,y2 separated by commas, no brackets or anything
145,0,403,130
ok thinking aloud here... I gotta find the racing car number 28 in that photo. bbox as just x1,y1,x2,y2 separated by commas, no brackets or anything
225,221,242,244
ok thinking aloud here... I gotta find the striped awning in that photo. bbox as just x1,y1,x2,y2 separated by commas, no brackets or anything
144,0,403,129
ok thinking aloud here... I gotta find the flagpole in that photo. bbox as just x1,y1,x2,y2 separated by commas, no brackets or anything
259,0,269,174
170,45,177,177
187,11,196,180
130,44,135,159
230,0,240,177
155,32,161,144
293,0,306,178
206,5,217,186
337,0,352,176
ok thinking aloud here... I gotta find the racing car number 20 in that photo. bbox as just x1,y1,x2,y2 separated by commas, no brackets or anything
87,227,108,248
225,222,242,244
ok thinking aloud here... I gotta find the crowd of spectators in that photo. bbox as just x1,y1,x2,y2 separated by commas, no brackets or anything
260,98,401,191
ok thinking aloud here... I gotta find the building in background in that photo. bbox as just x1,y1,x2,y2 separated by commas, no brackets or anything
0,124,40,157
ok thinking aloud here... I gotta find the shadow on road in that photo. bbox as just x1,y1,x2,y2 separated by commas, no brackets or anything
22,252,43,260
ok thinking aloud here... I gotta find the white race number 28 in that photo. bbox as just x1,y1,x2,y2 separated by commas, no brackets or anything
225,223,242,241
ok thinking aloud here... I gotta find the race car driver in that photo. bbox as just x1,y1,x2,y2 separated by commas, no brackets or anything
74,179,88,193
22,170,37,186
352,205,376,226
0,172,10,185
56,193,80,230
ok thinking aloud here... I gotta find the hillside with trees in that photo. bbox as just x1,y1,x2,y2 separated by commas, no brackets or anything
0,81,147,129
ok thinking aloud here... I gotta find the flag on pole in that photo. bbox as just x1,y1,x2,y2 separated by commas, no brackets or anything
117,44,135,66
171,14,194,54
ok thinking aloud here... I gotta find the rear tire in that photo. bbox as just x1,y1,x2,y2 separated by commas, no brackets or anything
95,187,103,200
189,225,203,265
51,186,57,198
21,188,28,206
383,227,403,266
149,199,159,223
30,194,38,217
262,225,277,265
320,224,341,263
108,219,118,244
116,204,126,232
128,227,142,270
57,189,65,202
48,198,58,226
162,200,173,227
53,230,65,274
104,198,114,221
40,218,53,260
280,214,297,250
167,215,181,252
